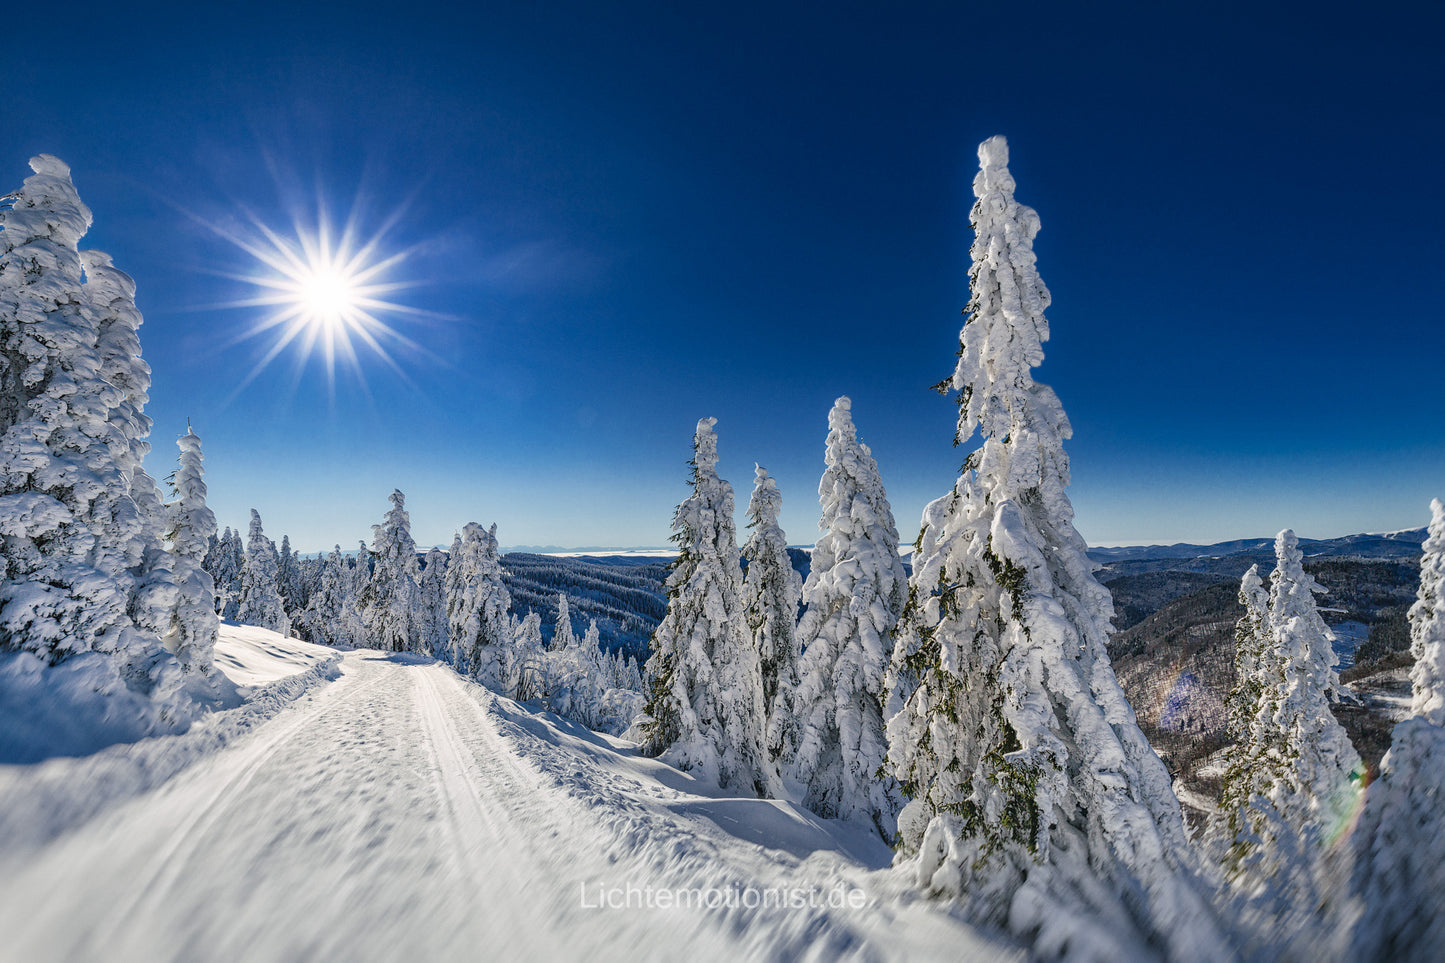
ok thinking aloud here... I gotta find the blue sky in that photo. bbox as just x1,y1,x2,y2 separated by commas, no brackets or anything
7,2,1442,552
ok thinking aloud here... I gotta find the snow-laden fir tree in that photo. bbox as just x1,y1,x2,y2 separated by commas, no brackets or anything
238,509,287,634
552,618,607,729
363,490,420,652
416,546,448,657
642,417,775,797
552,593,576,651
791,398,906,838
883,136,1225,958
512,611,547,701
163,425,218,674
1348,499,1445,961
1225,565,1270,740
0,156,146,663
204,526,245,619
277,534,301,619
1214,530,1361,927
81,248,178,647
741,465,803,765
445,522,513,684
297,545,347,646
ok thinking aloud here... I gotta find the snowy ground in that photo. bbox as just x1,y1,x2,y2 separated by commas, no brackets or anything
0,626,1015,962
1349,666,1415,723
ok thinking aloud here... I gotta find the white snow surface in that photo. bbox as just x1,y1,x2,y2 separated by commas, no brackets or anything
0,624,1016,962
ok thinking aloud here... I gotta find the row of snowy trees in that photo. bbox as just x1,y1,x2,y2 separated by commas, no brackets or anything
1,156,219,713
203,489,646,735
637,135,1445,959
640,137,1226,957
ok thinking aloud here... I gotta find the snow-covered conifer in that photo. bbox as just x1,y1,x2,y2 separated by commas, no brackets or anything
1225,565,1270,740
791,399,906,837
163,425,218,673
363,490,420,652
1408,498,1445,725
642,417,774,797
0,156,143,662
238,509,287,634
513,611,547,701
742,465,803,766
882,136,1223,956
552,593,576,651
445,522,512,685
417,546,448,657
1215,530,1361,916
1348,499,1445,959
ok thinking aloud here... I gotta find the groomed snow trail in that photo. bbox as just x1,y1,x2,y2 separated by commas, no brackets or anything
0,648,1014,962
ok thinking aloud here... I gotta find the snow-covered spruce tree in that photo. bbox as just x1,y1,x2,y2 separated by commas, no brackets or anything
296,545,346,646
204,526,245,619
277,534,300,620
417,546,448,657
1225,565,1271,741
792,397,907,838
238,509,287,634
552,593,576,651
163,425,218,674
1214,530,1361,921
363,490,420,652
1348,499,1445,961
883,136,1224,957
512,611,547,701
0,156,146,663
742,465,803,766
81,249,179,647
445,522,512,684
642,417,775,797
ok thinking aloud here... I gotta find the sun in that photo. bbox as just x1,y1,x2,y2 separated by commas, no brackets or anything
203,202,433,400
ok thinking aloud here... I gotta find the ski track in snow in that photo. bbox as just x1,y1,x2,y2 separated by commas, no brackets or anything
0,643,1014,962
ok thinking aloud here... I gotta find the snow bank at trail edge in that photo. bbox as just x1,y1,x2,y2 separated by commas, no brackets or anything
0,624,341,851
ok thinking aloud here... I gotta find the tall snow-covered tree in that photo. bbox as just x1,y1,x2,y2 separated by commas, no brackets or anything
297,545,347,646
1225,564,1270,740
741,465,803,765
276,534,301,620
363,490,420,652
204,526,245,619
642,417,774,797
1348,499,1445,960
552,593,576,651
791,398,906,837
512,611,547,701
882,136,1223,957
1214,530,1361,924
238,509,287,634
163,425,218,674
445,522,512,684
416,546,448,657
0,156,144,663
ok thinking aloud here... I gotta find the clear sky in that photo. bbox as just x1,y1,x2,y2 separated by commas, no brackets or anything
7,2,1442,552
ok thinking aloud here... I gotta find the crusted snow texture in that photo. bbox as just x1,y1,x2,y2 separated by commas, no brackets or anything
238,509,287,635
363,490,420,652
444,521,512,686
1408,498,1445,726
1213,530,1362,931
741,465,803,766
642,417,776,798
792,398,906,839
883,136,1226,960
164,427,218,674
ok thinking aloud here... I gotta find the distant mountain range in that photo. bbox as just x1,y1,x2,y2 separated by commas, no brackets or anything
1087,529,1428,565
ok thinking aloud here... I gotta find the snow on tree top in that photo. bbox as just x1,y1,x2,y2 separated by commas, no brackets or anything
977,134,1008,169
28,154,71,178
694,417,719,472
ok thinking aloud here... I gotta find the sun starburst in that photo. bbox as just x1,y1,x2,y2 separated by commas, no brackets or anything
201,199,436,402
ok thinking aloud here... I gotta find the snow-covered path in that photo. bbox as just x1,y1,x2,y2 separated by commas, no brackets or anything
0,644,1013,962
